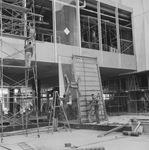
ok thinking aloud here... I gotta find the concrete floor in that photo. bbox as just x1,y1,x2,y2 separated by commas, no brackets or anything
0,115,149,150
0,128,149,150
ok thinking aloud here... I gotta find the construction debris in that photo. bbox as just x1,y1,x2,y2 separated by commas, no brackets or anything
97,123,129,137
68,146,105,150
123,119,143,136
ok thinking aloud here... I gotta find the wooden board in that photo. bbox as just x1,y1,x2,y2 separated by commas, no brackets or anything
0,2,30,13
73,56,106,123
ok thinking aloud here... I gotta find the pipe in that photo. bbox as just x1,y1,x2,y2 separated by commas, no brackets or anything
80,0,86,8
80,0,130,19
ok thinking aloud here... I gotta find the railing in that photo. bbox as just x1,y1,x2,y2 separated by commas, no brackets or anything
81,41,99,50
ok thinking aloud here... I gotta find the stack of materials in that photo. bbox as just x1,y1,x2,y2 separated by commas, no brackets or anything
123,118,143,137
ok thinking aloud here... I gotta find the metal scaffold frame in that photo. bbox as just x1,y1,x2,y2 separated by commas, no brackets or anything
0,0,40,142
81,15,99,50
103,73,149,114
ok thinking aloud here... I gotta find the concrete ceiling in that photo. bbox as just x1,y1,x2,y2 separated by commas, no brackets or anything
100,67,136,79
2,59,58,88
2,58,135,88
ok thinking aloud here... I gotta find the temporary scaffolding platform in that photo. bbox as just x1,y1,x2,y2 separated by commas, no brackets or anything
103,71,149,114
0,0,40,142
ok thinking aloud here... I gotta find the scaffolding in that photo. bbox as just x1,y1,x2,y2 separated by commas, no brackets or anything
0,0,40,142
81,15,99,50
80,3,134,55
103,72,149,114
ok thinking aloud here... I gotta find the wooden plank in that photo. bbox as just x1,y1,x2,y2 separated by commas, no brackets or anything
97,123,129,137
73,55,106,123
3,65,26,68
75,65,97,70
75,63,97,68
2,15,25,22
2,15,45,24
80,101,88,106
79,85,100,90
80,96,93,101
78,77,99,82
75,68,97,74
78,75,99,80
75,71,99,77
75,64,97,71
79,86,101,91
81,115,88,119
79,81,100,86
0,2,30,13
75,68,98,74
81,117,88,122
74,56,97,64
80,111,87,116
80,91,101,96
80,106,87,111
80,105,87,109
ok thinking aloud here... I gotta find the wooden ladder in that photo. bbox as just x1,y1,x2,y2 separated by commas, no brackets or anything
48,91,71,133
18,142,35,150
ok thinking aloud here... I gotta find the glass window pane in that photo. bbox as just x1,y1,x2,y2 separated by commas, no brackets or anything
100,3,117,52
119,9,134,55
35,0,53,43
55,2,78,46
56,0,76,6
80,2,99,50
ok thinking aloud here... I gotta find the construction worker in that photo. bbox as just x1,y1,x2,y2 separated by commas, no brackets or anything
24,41,33,68
16,89,22,117
87,94,100,123
53,91,60,131
91,94,100,124
28,23,36,42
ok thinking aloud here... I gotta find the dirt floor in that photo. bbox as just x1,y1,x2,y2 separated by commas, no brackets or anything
0,115,149,150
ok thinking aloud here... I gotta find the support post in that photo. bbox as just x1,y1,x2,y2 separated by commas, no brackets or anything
115,7,121,53
22,0,27,37
76,0,82,56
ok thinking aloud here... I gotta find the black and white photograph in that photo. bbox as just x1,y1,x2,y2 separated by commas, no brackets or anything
0,0,148,149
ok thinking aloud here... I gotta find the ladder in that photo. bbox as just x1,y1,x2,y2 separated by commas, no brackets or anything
0,0,40,142
18,142,35,150
48,91,71,133
72,55,107,123
24,0,40,137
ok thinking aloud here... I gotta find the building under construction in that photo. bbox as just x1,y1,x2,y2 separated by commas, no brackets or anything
0,0,149,140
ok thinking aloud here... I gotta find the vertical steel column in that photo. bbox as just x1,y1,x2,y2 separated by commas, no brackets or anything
32,0,40,138
24,0,29,135
97,1,102,51
115,7,121,53
97,0,104,66
22,0,27,37
0,0,4,143
53,0,57,62
76,0,82,56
